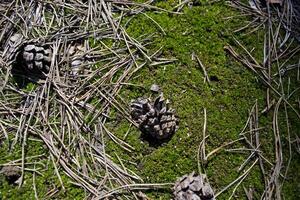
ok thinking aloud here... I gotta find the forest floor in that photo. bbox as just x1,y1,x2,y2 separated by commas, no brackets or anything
0,0,299,199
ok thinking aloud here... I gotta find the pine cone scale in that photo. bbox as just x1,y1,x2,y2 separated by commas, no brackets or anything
21,43,52,73
173,172,215,200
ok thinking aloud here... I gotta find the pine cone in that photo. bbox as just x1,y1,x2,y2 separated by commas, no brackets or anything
130,94,179,140
173,172,215,200
68,44,86,75
21,43,52,73
3,33,23,61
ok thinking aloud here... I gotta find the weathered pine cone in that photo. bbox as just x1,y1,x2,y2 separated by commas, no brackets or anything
21,43,52,73
2,33,23,61
173,172,215,200
68,44,86,75
130,94,179,140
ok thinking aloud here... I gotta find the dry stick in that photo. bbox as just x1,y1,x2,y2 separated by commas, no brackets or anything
215,158,258,198
195,54,210,84
50,153,65,191
198,108,207,172
98,122,111,192
273,98,283,199
228,166,252,200
239,127,265,136
272,9,293,195
40,132,99,196
233,17,260,33
264,98,284,200
101,121,134,152
254,102,267,192
281,101,292,188
238,145,260,172
113,153,140,199
96,183,173,200
110,0,181,15
174,0,188,12
225,45,300,120
266,3,272,110
0,154,45,166
264,11,286,197
0,119,9,142
33,164,39,200
0,65,12,92
88,125,141,181
19,92,40,188
11,98,29,150
142,12,166,35
205,138,245,161
244,186,254,200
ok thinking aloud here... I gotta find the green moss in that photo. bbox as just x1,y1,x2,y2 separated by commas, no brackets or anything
1,1,299,199
107,1,299,199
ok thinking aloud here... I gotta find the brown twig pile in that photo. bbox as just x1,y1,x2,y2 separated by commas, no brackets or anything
0,0,174,199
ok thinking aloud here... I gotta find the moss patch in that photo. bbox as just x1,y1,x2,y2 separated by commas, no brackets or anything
1,1,299,199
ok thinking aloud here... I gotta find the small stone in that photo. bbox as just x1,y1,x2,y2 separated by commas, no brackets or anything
150,84,160,92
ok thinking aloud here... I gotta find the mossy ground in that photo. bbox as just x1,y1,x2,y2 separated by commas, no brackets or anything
1,0,299,199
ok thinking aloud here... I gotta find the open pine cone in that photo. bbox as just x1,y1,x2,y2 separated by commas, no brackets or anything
20,43,52,73
2,34,52,74
173,172,215,200
130,94,179,140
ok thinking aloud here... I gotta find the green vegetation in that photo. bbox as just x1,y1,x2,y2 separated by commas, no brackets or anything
1,0,299,199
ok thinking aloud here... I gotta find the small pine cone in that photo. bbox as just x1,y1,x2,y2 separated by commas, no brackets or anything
21,43,52,73
68,45,86,75
130,94,179,140
3,33,23,61
173,172,215,200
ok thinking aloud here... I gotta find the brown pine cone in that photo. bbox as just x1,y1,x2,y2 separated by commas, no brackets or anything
173,172,215,200
130,94,179,140
21,43,52,73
